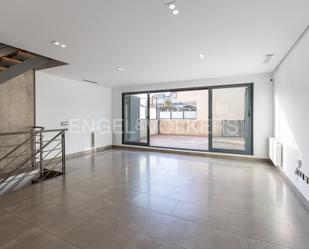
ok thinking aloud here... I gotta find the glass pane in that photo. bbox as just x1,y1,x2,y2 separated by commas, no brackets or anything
212,87,248,151
149,90,208,150
124,93,148,144
150,108,156,119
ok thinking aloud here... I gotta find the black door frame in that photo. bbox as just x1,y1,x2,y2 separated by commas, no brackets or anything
208,84,253,155
122,83,253,155
122,93,149,146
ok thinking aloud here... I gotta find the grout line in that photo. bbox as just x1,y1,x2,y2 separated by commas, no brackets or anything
168,213,295,249
169,200,181,216
37,226,84,249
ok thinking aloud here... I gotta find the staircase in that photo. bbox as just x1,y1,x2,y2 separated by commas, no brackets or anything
0,127,67,195
0,43,68,195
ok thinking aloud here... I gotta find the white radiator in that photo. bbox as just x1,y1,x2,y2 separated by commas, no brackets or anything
269,137,282,167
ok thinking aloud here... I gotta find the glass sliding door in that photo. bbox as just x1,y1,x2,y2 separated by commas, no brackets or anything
123,93,149,145
122,83,253,155
209,84,253,154
149,90,209,151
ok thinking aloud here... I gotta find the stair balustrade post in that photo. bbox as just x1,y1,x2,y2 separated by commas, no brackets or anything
61,131,66,174
31,131,36,169
39,131,43,177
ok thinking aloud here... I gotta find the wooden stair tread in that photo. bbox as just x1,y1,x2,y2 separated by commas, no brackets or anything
1,57,22,65
16,50,35,59
0,66,7,71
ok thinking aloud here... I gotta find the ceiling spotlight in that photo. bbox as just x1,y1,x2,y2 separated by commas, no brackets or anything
199,54,205,59
172,9,179,15
52,41,60,46
117,67,125,72
168,3,176,10
51,41,67,48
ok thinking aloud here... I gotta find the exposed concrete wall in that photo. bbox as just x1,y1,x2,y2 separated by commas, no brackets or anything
0,70,35,132
0,70,35,172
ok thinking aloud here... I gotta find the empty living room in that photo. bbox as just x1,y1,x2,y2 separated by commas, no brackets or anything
0,0,309,248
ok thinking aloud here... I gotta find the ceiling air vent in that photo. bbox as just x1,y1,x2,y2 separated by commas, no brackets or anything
82,79,100,85
263,53,275,64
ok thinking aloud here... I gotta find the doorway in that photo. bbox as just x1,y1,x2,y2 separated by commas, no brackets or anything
122,83,253,155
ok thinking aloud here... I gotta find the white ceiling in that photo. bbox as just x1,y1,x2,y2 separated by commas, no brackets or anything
0,0,308,87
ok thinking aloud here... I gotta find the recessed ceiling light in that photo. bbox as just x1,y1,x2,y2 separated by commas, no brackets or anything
117,67,125,72
51,41,67,48
168,3,176,10
199,54,205,59
52,41,60,46
172,9,179,15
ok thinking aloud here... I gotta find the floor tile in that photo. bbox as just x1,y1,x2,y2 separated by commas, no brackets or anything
172,202,296,248
121,208,186,244
35,204,89,237
175,222,248,249
60,217,133,248
85,223,135,249
43,188,101,212
84,198,139,224
0,213,33,247
123,233,181,249
96,183,141,202
132,193,179,215
0,227,78,249
247,238,291,249
3,197,56,221
289,223,309,248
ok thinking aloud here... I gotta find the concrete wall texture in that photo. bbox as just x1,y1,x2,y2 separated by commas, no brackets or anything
0,70,35,132
0,70,35,172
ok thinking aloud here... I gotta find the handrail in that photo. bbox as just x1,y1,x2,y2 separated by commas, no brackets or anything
0,126,44,164
0,126,44,137
32,126,45,130
0,128,67,137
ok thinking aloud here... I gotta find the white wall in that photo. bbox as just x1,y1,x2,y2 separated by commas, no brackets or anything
112,73,274,158
36,71,112,155
273,27,309,201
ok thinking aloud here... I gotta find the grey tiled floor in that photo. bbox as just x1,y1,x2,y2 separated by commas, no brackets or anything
0,148,308,249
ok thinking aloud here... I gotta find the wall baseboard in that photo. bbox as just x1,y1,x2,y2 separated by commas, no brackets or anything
112,144,271,163
41,145,112,164
276,166,309,211
66,145,112,160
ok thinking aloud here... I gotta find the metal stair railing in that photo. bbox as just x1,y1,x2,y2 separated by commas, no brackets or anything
0,127,67,195
0,127,44,174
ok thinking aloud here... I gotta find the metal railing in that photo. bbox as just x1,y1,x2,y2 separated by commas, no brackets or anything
0,127,67,195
